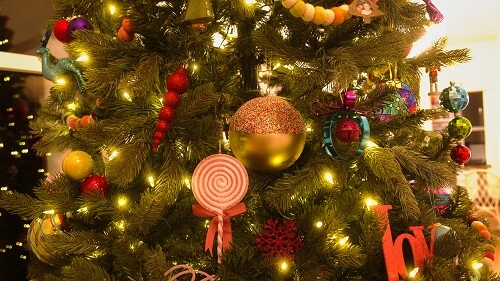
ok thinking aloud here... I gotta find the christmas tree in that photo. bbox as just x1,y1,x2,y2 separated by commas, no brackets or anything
0,14,45,280
0,0,497,280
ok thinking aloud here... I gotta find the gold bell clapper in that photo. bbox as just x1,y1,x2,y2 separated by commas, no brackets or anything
184,0,215,30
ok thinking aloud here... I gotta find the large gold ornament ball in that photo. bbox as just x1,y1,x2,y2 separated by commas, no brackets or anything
229,96,306,173
27,214,69,266
62,150,94,180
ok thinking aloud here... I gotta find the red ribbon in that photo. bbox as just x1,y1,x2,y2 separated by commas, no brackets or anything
192,203,247,256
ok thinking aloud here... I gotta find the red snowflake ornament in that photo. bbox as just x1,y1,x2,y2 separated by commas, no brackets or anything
256,219,302,260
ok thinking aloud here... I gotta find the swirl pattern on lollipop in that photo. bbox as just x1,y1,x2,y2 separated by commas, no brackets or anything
192,154,248,213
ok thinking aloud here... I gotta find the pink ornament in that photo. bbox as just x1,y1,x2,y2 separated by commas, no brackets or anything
191,154,249,263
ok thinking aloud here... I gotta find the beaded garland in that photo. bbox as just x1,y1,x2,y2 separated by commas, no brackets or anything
282,0,382,25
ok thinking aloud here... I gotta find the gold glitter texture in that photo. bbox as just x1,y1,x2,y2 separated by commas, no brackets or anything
230,96,306,134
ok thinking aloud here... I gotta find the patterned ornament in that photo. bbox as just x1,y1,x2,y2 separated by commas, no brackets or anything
376,81,416,121
433,188,452,215
27,214,70,266
439,82,469,113
81,174,110,196
191,154,249,263
256,219,302,260
62,150,94,180
152,66,188,152
450,144,471,165
448,116,472,139
229,96,306,173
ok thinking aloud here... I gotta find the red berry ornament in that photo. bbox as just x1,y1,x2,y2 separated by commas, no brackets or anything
121,18,135,33
152,66,189,152
335,118,360,142
162,91,182,108
166,67,189,94
53,19,72,43
81,175,110,196
158,106,176,122
156,120,169,133
450,144,471,164
118,27,134,42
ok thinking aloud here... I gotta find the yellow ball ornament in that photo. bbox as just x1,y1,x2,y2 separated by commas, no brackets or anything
229,96,306,173
312,6,327,25
62,150,94,180
289,0,306,17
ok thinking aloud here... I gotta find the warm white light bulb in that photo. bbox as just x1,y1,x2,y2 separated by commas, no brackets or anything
339,236,349,246
408,267,419,278
315,221,324,228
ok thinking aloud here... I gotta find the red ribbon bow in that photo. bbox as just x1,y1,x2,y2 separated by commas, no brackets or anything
192,203,247,256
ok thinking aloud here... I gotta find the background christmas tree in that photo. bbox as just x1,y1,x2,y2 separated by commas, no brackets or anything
0,0,498,280
0,13,45,280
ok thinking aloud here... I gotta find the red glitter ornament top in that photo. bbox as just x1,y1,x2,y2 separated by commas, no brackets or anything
256,219,302,260
230,96,306,135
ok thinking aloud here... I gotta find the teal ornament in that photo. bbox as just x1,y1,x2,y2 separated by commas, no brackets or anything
324,110,370,160
448,116,472,139
37,47,86,93
439,82,469,113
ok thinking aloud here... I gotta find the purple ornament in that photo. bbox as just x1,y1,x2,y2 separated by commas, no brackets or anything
68,17,93,38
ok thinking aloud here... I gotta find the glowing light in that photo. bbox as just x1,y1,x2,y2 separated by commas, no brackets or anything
4,76,10,81
11,151,19,156
108,4,117,15
77,206,88,213
38,169,45,173
15,242,23,247
27,115,34,119
315,221,324,228
76,54,89,62
8,122,15,127
408,267,419,278
123,92,132,102
212,33,227,49
338,236,349,246
191,63,199,73
109,150,118,161
272,62,281,70
324,172,334,184
21,149,28,153
204,219,210,228
184,178,191,189
365,198,378,209
0,143,3,148
23,224,30,228
366,140,378,148
306,124,313,132
148,175,155,187
43,210,55,215
245,0,256,5
19,142,26,146
117,195,129,208
280,260,288,271
115,220,126,231
56,78,66,85
0,187,7,191
45,152,52,156
472,262,483,270
20,255,27,259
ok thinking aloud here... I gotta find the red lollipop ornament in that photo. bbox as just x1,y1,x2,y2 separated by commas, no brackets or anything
191,154,249,263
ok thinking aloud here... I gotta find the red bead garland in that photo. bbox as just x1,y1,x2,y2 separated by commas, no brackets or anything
152,66,189,152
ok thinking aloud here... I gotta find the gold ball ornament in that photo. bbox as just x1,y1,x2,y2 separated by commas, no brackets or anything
27,214,70,266
229,96,306,173
62,150,94,180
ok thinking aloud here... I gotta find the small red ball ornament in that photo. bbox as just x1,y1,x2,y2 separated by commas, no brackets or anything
121,18,135,33
334,118,360,142
158,106,176,122
154,131,165,140
166,67,189,94
118,27,134,42
53,19,72,43
450,144,471,164
156,120,170,133
81,175,110,196
162,91,182,108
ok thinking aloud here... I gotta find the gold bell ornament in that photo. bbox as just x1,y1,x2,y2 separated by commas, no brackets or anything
184,0,215,30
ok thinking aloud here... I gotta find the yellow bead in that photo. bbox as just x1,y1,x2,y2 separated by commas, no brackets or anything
312,6,327,25
289,0,306,18
282,0,298,9
62,151,94,180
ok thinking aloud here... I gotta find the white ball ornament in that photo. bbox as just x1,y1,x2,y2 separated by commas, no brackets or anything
301,3,315,22
323,9,335,26
282,0,298,9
